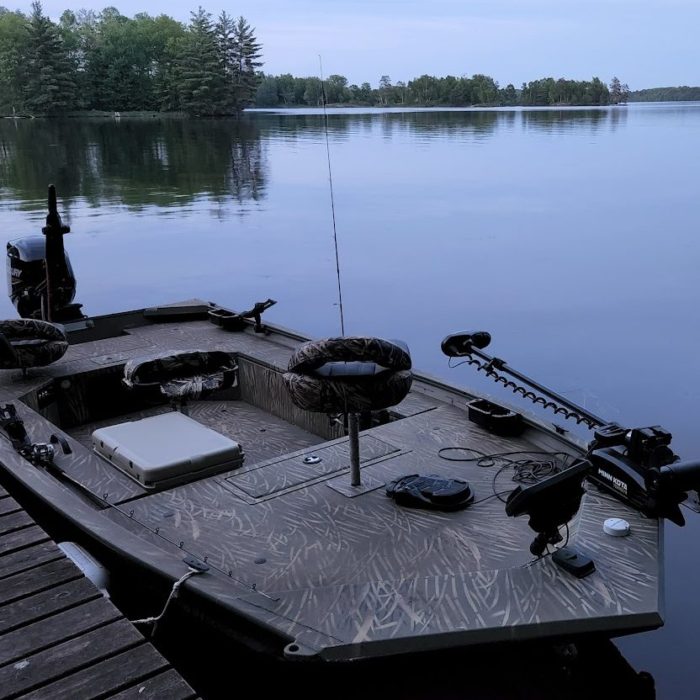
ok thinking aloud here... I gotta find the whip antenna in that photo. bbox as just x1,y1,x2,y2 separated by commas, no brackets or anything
319,56,346,336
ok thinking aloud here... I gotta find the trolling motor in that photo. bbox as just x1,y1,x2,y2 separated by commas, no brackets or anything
442,329,700,572
588,424,699,526
7,185,83,322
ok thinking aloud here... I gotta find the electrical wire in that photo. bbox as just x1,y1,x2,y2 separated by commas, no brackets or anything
438,447,573,502
437,447,579,565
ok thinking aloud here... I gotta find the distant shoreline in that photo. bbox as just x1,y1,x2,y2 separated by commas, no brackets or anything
5,101,700,120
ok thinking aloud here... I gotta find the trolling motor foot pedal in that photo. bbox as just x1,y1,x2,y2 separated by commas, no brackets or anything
552,546,595,578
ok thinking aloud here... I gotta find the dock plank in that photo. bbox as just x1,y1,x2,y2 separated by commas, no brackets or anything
0,510,34,535
0,497,21,517
0,540,64,580
0,558,81,606
0,525,49,556
0,577,100,634
19,643,171,700
0,618,143,697
0,488,197,700
0,597,121,666
105,668,199,700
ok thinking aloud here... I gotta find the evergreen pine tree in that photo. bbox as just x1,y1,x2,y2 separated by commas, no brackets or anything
215,11,237,113
156,36,185,112
24,1,77,114
230,16,262,114
610,76,623,104
178,7,225,116
0,9,29,115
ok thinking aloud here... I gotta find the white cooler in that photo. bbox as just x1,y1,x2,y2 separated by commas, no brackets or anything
92,411,244,489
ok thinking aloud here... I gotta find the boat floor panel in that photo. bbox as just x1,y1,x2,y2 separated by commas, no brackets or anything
67,400,325,476
102,405,580,591
99,400,660,651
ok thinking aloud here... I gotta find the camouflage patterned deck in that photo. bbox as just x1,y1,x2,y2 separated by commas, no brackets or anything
0,301,663,661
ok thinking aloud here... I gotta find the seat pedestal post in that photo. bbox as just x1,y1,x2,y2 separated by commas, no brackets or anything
348,412,361,486
170,398,189,415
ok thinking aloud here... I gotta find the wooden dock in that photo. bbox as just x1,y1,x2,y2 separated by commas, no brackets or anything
0,483,198,699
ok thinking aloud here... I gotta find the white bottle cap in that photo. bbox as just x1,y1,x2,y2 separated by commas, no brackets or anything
603,518,630,537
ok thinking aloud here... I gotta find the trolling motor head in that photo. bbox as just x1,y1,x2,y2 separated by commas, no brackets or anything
441,331,491,357
7,185,83,322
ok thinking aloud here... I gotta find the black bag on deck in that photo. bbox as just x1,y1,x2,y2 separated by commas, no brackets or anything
386,474,474,511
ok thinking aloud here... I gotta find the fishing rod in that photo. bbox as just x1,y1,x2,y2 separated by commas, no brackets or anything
319,56,346,337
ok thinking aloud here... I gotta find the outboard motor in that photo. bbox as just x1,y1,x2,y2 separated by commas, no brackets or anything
6,185,83,322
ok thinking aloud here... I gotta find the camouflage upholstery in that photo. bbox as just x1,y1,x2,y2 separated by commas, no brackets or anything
287,337,411,374
123,350,237,401
283,337,412,414
0,319,68,369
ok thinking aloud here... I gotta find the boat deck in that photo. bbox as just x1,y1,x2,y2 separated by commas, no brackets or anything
0,483,198,699
0,302,663,660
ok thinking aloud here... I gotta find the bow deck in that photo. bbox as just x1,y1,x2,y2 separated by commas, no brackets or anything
0,302,663,661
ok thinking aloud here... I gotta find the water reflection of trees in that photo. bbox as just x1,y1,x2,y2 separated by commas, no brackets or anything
521,107,626,133
249,106,623,143
0,118,267,211
0,109,630,212
249,109,510,142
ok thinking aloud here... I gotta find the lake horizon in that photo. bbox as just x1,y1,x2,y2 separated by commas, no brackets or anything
1,101,699,698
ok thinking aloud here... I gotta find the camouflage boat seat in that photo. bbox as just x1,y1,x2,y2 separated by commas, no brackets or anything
0,319,68,370
283,337,412,414
123,350,237,403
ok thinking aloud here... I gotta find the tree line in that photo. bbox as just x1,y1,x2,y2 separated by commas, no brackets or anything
0,2,261,116
256,74,621,108
0,3,628,116
629,86,700,102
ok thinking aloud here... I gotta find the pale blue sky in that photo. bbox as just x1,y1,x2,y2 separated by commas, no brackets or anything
6,0,699,89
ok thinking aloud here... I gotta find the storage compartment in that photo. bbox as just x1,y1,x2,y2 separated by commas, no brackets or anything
208,307,246,331
92,411,245,489
467,398,524,437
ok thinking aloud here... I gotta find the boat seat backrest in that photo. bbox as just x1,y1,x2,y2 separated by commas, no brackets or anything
283,337,412,414
0,319,68,370
313,339,410,378
123,349,236,401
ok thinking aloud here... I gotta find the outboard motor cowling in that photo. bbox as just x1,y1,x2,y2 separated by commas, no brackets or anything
6,186,82,322
7,236,77,319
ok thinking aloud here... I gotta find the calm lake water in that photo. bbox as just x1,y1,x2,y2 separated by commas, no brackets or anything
1,103,700,696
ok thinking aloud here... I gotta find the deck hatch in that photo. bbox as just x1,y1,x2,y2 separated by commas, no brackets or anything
226,435,399,498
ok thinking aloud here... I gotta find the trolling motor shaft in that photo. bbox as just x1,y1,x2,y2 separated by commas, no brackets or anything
441,330,606,428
